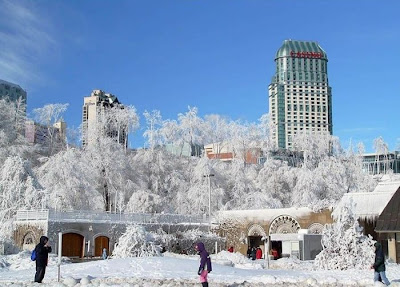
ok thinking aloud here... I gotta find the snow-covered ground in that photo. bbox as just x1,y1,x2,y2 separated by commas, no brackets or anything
0,251,399,286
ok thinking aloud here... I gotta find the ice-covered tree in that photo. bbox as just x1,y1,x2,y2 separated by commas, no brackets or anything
314,200,375,270
112,224,159,258
33,103,69,156
125,190,163,213
0,156,43,239
143,109,162,151
35,148,103,211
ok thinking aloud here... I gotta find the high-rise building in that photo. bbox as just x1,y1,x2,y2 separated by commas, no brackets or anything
0,79,27,109
268,40,333,149
25,120,66,145
82,89,127,147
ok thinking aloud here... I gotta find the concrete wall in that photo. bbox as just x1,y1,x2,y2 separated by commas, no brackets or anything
14,220,210,257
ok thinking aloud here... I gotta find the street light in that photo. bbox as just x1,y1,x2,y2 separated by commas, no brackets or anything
203,174,215,222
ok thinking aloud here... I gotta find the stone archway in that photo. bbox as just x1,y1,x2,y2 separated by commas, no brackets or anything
269,215,301,234
22,232,36,251
247,224,266,237
307,223,324,234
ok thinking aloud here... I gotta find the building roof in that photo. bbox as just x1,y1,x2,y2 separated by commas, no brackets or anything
275,40,328,60
375,187,400,232
217,207,314,222
332,179,400,221
332,191,395,221
0,79,25,90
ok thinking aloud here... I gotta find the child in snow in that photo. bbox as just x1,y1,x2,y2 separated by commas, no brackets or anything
195,242,212,287
102,248,108,260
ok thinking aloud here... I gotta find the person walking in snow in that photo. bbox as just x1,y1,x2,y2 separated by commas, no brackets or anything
195,242,212,287
371,242,390,285
34,235,52,283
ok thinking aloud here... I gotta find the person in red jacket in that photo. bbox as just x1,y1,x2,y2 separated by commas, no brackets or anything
256,247,263,259
228,246,234,253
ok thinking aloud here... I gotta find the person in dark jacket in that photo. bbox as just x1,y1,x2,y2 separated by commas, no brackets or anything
250,246,257,260
195,242,212,287
371,242,390,285
34,235,52,283
246,246,252,258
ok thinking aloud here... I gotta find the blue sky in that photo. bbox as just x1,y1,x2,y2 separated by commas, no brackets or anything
1,0,399,152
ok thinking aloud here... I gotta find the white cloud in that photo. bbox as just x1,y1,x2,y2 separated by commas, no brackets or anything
0,0,56,88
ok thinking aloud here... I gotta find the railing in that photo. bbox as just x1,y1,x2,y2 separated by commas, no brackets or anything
15,209,208,225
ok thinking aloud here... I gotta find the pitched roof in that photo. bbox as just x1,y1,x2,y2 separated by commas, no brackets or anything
332,180,400,222
332,191,395,221
375,187,400,232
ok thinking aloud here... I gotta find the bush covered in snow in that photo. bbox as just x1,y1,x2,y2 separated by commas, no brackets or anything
112,224,160,258
314,200,375,270
168,229,225,255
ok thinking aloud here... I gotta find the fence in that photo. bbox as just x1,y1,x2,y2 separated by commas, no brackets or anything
16,209,208,225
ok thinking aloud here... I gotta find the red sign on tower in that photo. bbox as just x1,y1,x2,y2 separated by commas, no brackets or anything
290,51,323,58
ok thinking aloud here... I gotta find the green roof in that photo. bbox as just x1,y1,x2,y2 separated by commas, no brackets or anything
275,40,328,60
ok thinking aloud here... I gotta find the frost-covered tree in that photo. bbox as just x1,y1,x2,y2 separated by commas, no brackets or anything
373,136,390,174
33,103,69,156
125,190,163,213
0,156,43,239
35,148,103,211
112,224,159,258
143,109,162,151
314,200,375,270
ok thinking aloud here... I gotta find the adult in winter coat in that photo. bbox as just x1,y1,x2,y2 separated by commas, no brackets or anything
250,247,257,260
256,247,263,259
195,242,212,287
246,246,252,258
34,235,52,283
371,242,390,285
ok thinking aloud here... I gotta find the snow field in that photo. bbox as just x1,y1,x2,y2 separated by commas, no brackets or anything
0,251,399,286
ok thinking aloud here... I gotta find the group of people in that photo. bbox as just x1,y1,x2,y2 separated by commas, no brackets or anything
246,246,263,260
31,235,391,286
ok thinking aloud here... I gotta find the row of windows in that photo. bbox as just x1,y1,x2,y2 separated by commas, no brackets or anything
286,104,327,112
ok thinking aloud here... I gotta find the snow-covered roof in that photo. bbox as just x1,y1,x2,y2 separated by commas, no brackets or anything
217,207,313,222
333,179,400,221
333,191,396,221
373,179,400,193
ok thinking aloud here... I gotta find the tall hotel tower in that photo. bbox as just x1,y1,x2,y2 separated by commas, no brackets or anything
82,89,127,147
268,40,332,149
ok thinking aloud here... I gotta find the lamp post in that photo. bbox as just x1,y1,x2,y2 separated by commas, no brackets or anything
203,174,215,222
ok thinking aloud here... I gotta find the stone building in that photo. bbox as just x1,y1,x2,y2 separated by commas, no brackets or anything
215,207,333,260
14,210,209,258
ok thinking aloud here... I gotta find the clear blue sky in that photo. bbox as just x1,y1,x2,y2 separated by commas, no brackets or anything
1,0,399,152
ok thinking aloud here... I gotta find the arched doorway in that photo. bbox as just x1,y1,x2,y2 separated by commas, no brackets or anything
95,236,109,257
22,232,36,251
62,233,84,258
247,224,266,258
269,215,301,259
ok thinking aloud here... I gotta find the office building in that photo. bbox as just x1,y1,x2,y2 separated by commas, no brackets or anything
82,89,127,147
0,79,27,112
268,40,333,149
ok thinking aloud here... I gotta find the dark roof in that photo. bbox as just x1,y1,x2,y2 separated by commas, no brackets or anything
375,187,400,232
